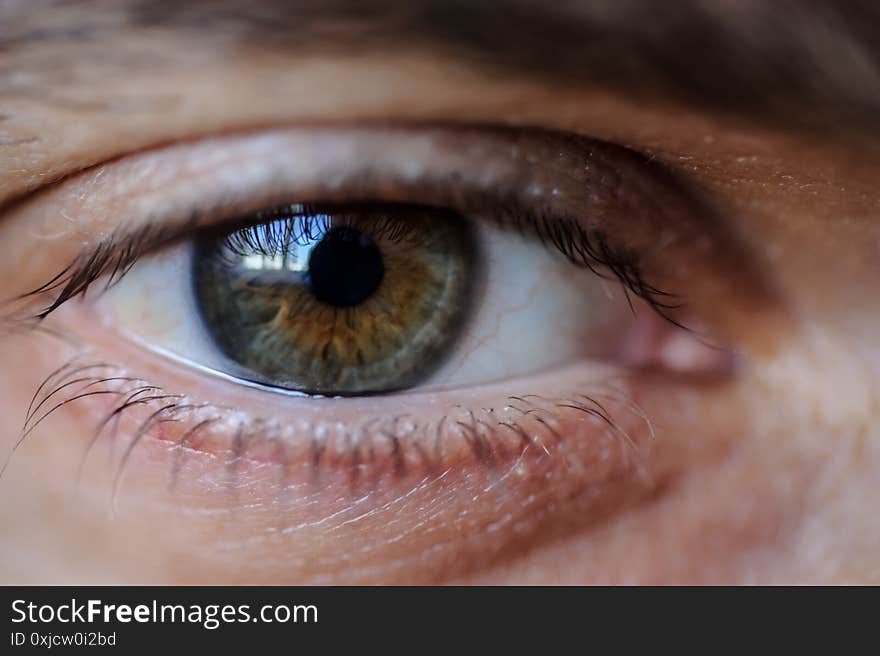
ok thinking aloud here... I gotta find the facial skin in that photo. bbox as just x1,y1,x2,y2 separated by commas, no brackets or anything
0,0,879,584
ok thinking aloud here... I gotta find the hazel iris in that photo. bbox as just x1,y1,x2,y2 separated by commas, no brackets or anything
192,204,477,394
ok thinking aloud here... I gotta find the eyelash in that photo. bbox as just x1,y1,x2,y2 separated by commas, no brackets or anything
11,353,647,498
220,204,427,255
16,192,678,326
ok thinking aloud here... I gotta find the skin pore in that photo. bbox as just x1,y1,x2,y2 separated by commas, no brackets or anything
1,1,879,584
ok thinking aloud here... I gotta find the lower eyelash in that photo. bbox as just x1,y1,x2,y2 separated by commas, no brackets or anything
11,353,655,501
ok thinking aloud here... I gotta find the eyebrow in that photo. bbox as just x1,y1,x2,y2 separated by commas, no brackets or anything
3,0,880,136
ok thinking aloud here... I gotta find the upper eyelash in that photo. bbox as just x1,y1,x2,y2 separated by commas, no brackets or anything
16,219,195,321
221,203,427,257
11,194,679,325
495,202,680,316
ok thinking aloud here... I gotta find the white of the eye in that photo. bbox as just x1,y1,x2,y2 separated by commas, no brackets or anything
98,243,225,374
97,224,634,392
422,225,633,389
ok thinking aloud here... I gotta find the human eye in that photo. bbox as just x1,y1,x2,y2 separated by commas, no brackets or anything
54,126,721,396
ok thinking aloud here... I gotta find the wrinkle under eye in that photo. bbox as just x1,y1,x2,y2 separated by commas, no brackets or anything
192,203,479,395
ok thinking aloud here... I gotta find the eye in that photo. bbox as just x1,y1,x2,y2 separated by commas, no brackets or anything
100,197,640,397
8,125,738,429
189,204,479,394
16,124,730,405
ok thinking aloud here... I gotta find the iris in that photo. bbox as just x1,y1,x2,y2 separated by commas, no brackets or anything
192,204,478,394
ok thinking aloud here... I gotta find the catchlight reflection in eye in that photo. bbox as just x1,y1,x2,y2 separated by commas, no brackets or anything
193,204,478,395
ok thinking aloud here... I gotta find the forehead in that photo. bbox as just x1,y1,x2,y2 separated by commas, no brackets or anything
2,0,879,134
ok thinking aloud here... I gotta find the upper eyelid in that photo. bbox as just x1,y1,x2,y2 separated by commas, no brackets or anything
2,124,693,235
0,124,740,323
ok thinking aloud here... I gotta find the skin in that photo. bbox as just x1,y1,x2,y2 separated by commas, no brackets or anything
0,3,879,584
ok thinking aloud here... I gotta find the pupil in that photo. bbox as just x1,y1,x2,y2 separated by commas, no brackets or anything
306,226,385,307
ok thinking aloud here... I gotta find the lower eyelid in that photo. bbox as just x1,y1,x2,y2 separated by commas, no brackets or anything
24,353,663,578
8,298,739,581
25,321,653,480
44,348,646,482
